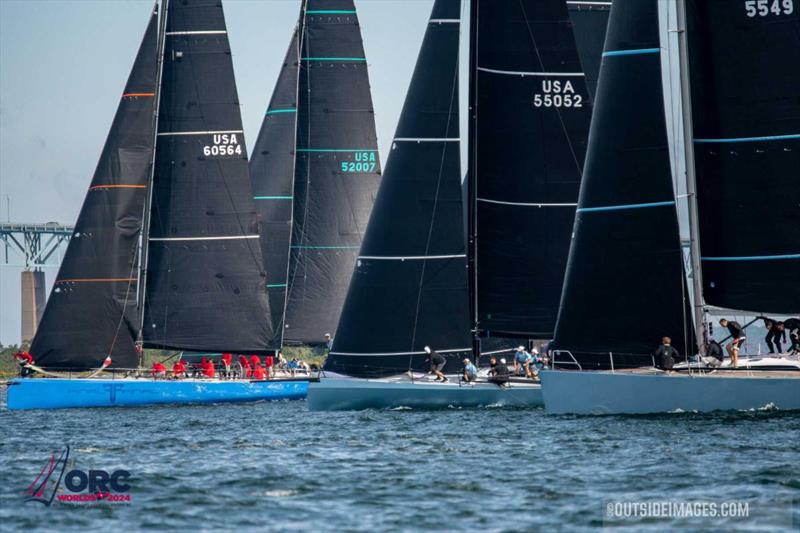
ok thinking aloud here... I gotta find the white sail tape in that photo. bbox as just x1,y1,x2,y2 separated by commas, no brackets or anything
358,254,466,261
329,348,472,357
149,235,259,242
429,19,460,23
478,198,577,207
566,1,612,6
477,67,585,77
166,30,227,35
157,130,243,136
393,138,460,142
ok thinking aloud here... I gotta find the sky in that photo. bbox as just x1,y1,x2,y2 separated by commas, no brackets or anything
0,0,473,346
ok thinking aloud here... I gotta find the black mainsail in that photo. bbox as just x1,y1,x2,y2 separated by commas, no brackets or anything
551,0,692,369
31,8,159,369
468,0,593,340
688,0,800,314
250,28,301,346
325,0,468,378
143,0,273,353
281,0,382,345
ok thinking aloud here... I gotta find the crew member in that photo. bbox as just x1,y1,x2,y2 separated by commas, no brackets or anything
249,354,261,370
14,351,34,366
784,318,800,354
654,337,680,371
424,346,448,382
172,359,187,378
202,358,216,378
238,355,252,379
220,353,233,378
488,356,510,386
253,364,267,380
265,354,274,378
462,358,477,383
514,346,535,379
324,333,333,351
152,361,167,378
720,318,745,367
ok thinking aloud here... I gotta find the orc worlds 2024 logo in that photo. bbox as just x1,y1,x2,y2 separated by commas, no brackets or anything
25,446,132,506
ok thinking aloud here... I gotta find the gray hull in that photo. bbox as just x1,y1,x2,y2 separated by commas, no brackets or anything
541,370,800,415
308,377,542,411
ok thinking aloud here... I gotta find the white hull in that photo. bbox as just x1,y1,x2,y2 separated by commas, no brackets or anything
540,369,800,415
307,374,542,411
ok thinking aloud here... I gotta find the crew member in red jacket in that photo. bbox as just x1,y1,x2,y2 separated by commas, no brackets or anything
202,359,216,378
264,354,274,378
238,355,251,378
152,361,167,378
253,364,267,380
172,359,187,378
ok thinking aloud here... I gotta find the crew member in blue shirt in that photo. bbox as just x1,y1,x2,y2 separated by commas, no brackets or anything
462,358,477,382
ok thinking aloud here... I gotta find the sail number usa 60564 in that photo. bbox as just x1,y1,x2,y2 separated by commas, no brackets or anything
533,80,583,108
203,133,243,157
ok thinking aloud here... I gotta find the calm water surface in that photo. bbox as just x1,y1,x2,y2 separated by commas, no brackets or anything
1,386,798,531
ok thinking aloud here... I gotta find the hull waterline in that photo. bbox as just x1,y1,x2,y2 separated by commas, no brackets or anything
307,377,542,411
540,370,800,415
6,378,309,410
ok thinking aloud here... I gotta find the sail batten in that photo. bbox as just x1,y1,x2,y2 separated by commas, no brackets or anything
30,8,160,370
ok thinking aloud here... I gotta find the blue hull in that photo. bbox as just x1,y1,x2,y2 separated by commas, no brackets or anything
6,378,309,410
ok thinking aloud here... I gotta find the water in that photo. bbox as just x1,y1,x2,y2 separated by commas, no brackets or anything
1,387,798,531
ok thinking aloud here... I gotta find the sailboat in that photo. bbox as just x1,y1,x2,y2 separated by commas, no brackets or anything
540,0,800,415
307,0,598,411
249,0,382,348
8,0,308,410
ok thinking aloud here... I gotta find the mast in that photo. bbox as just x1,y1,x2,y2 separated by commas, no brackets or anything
675,0,705,355
466,0,479,361
137,0,169,353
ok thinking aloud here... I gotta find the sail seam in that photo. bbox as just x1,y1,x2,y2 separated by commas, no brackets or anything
478,198,577,207
55,278,138,284
478,66,585,77
165,30,226,36
577,200,675,213
330,348,472,357
393,138,460,142
602,48,660,57
694,133,800,143
89,185,147,191
157,130,243,136
429,19,460,23
358,254,466,261
149,235,259,242
702,253,800,262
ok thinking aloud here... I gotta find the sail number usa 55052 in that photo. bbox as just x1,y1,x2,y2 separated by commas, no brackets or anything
203,133,242,157
533,80,583,109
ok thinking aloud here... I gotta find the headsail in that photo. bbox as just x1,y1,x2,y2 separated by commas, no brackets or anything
688,0,800,314
250,28,301,346
31,7,159,370
325,0,468,378
282,0,382,345
568,1,612,98
552,0,692,369
143,0,273,353
468,0,593,339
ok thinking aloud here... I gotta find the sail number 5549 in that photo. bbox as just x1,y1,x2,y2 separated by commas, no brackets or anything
745,0,793,17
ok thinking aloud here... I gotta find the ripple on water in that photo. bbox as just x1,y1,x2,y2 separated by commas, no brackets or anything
1,386,799,530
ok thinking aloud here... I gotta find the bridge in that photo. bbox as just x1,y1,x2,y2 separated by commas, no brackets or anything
1,222,73,344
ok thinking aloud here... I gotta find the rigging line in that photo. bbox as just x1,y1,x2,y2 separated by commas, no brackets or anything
517,0,584,177
409,24,461,353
